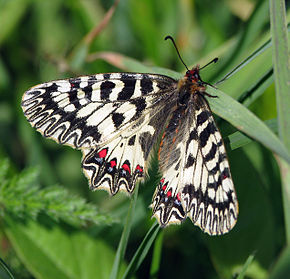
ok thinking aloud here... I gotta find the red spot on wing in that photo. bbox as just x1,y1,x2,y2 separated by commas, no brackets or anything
110,160,117,168
162,185,167,191
166,191,172,197
122,163,131,174
160,178,165,184
176,192,181,201
136,165,143,173
223,174,228,179
98,148,108,158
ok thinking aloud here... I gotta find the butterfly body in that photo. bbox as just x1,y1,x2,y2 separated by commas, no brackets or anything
22,66,238,235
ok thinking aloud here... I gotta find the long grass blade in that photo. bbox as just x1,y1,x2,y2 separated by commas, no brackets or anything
109,184,139,279
207,86,290,163
121,222,160,279
269,0,290,244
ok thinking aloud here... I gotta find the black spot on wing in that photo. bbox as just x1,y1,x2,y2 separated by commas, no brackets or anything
174,160,180,170
186,129,198,149
117,77,136,100
128,135,136,146
87,76,97,86
112,112,125,128
45,83,59,94
199,122,217,147
222,168,230,179
69,78,81,89
103,73,111,79
197,110,210,126
83,86,92,101
130,98,146,117
185,154,195,168
140,76,153,95
204,143,217,162
101,81,115,100
68,89,81,109
189,130,198,141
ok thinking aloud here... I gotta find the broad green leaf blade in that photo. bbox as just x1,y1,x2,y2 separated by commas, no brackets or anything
87,52,153,73
4,215,126,279
270,0,290,245
270,0,290,151
121,222,160,279
110,184,139,279
207,86,290,164
228,118,278,150
238,68,273,106
216,37,273,86
87,51,183,79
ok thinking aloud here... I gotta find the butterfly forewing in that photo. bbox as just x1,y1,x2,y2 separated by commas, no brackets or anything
22,67,238,235
22,73,176,149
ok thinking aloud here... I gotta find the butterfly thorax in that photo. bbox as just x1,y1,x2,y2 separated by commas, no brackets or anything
177,66,206,105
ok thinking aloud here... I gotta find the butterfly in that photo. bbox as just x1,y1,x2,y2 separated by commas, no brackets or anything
21,38,238,235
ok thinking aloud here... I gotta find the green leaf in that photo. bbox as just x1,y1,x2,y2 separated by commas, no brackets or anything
0,160,114,227
122,222,160,279
149,230,163,279
207,86,290,163
236,252,256,279
87,51,182,79
216,36,273,87
228,118,278,150
110,184,139,279
270,0,290,151
239,68,274,107
4,215,125,279
270,0,290,245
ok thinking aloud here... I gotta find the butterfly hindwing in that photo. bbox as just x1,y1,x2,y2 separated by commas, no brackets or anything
152,92,238,235
81,104,173,195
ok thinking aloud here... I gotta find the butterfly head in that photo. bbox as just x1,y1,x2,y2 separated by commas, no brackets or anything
185,66,202,83
178,66,206,94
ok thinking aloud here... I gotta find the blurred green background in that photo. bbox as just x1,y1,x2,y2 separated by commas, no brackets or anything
0,0,289,278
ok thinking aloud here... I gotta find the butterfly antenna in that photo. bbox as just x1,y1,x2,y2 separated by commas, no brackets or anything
200,57,218,70
165,35,189,71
